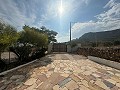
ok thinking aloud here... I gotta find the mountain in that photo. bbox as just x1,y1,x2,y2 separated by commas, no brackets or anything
71,29,120,47
79,29,120,42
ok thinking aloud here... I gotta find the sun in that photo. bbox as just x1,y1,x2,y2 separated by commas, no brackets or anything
59,6,63,15
58,0,64,16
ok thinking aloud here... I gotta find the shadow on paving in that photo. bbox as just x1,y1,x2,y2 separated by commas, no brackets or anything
52,52,67,54
0,55,53,90
70,53,87,60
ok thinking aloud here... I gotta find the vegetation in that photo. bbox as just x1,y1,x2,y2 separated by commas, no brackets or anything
0,22,19,60
0,21,57,72
70,41,77,48
10,25,49,62
32,26,58,43
19,25,48,47
0,22,19,71
9,25,57,63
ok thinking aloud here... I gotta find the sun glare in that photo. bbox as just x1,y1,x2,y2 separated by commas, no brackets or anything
59,0,64,16
59,6,63,15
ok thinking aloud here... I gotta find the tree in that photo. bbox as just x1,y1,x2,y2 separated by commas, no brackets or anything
19,25,48,47
28,26,58,43
0,22,19,60
39,26,58,43
0,22,19,71
71,41,77,48
11,25,48,62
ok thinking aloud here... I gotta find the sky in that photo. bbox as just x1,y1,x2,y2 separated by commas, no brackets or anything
0,0,120,42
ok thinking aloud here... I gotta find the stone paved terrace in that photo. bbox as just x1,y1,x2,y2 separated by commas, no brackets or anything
0,53,120,90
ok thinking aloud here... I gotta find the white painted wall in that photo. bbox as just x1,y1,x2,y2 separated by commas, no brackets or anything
88,56,120,70
48,43,53,53
67,45,71,53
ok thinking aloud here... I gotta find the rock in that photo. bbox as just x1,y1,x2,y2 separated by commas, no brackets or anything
95,79,110,90
53,85,59,90
24,78,37,86
58,77,71,87
10,75,24,80
65,80,79,90
103,80,115,88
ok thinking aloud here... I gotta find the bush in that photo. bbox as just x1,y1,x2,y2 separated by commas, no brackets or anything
0,60,6,72
30,48,47,60
9,45,32,62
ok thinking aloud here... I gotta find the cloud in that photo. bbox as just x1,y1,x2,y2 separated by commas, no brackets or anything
56,0,91,42
104,0,117,8
0,0,59,30
83,0,91,5
0,0,91,31
0,0,92,42
63,0,90,14
56,33,70,42
72,0,120,39
0,0,38,30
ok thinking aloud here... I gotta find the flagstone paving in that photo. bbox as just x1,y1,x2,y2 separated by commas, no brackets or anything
0,53,120,90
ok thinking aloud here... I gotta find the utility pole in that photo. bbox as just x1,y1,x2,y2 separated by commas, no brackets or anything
70,22,77,53
70,22,76,42
70,22,72,42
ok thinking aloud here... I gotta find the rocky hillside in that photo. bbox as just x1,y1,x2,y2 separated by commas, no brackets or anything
79,29,120,42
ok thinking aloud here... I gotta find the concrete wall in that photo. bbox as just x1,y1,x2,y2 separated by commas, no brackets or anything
88,56,120,70
67,45,71,53
48,43,53,53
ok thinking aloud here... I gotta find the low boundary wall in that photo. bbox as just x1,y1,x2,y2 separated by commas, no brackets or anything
88,56,120,70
